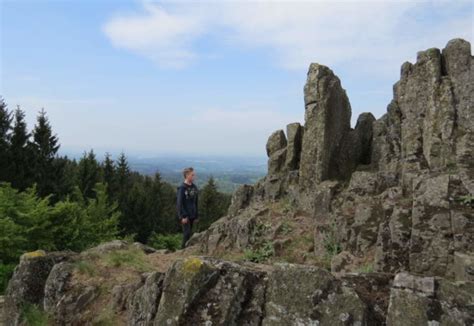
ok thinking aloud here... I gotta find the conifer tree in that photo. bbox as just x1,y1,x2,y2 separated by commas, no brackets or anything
116,152,131,189
102,153,116,198
113,152,134,235
0,98,12,182
198,177,228,231
51,156,77,201
155,175,180,234
9,106,33,190
77,150,101,199
31,109,60,197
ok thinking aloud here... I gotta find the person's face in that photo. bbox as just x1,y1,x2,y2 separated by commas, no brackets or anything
186,171,196,183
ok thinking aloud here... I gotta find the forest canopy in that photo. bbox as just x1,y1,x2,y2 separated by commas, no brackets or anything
0,98,231,293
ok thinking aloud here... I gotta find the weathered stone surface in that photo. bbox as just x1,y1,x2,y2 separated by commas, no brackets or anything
228,184,255,216
85,239,129,254
268,148,287,177
266,129,287,158
0,295,5,326
387,273,474,326
453,252,474,282
195,204,270,255
43,262,75,313
285,122,303,171
128,272,164,326
111,280,143,313
154,257,266,326
442,39,474,192
374,39,473,190
331,251,356,273
340,272,394,325
44,262,99,325
374,206,411,273
4,251,74,326
264,129,289,200
371,100,402,174
299,64,352,190
262,263,367,326
409,174,453,277
337,112,376,178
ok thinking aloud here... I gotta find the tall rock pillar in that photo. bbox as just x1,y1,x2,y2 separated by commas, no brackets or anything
299,64,352,191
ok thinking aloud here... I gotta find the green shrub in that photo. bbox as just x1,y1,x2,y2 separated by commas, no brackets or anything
244,240,274,263
0,182,119,260
148,233,182,252
21,304,50,326
0,263,16,294
322,222,342,266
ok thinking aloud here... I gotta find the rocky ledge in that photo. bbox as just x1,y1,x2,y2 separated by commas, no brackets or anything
4,246,473,325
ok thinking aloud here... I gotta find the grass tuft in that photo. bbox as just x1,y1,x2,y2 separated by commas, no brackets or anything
92,307,116,326
356,263,374,273
104,247,152,272
74,260,96,277
21,304,50,326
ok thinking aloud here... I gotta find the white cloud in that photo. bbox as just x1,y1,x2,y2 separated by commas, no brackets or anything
103,0,472,71
103,2,206,68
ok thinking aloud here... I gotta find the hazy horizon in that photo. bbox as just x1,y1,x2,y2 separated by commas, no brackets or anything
1,0,472,156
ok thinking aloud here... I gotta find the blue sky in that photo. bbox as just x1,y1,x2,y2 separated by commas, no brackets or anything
1,0,472,157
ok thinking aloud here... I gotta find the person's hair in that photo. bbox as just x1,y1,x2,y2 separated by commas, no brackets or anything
183,167,194,179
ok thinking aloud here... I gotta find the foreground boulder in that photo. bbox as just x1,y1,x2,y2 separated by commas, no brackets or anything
4,251,74,326
6,245,474,325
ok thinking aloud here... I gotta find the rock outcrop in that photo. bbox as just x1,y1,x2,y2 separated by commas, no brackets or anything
4,251,74,325
196,38,473,281
5,38,473,326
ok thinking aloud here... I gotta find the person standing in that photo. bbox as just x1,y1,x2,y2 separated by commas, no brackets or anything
177,167,199,248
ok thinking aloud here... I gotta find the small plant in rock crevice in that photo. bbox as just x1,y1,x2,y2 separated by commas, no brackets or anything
244,240,275,263
322,222,342,263
21,304,51,326
455,194,473,207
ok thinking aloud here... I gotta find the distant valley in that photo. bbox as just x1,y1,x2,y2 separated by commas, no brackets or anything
61,151,267,193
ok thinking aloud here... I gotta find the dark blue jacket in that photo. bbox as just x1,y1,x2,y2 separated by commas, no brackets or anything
176,182,199,220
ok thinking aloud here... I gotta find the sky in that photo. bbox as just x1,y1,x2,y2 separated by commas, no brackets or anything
1,0,472,157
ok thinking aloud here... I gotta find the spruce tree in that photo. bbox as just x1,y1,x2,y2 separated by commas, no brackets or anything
31,109,60,197
0,98,12,182
155,176,180,234
196,177,231,231
77,150,101,199
9,106,34,190
115,152,133,235
102,153,116,198
51,156,77,201
116,152,131,189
